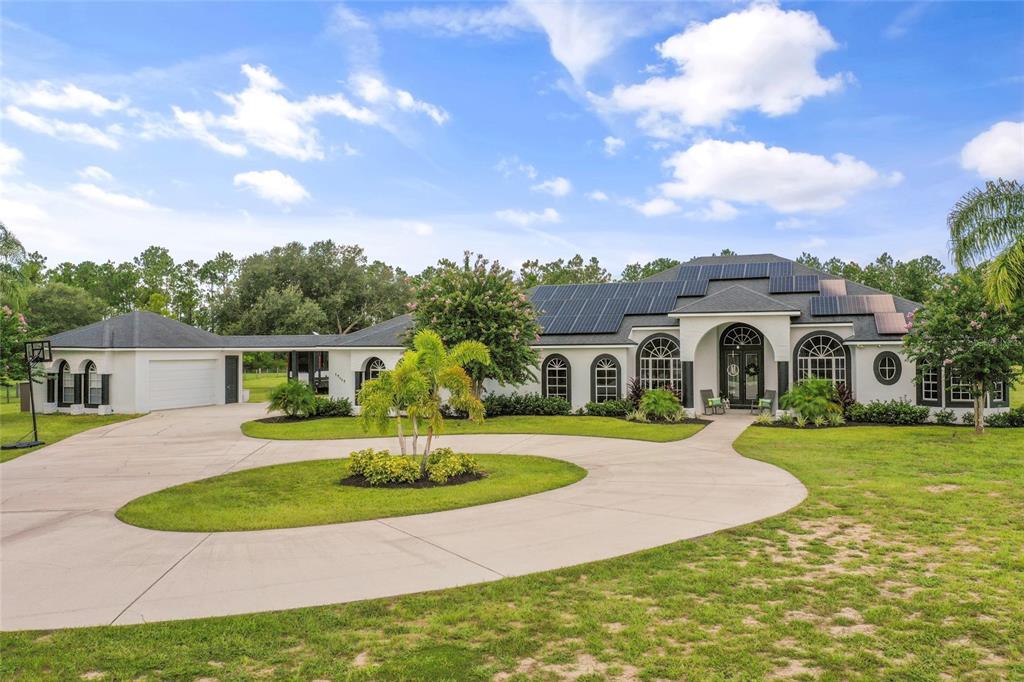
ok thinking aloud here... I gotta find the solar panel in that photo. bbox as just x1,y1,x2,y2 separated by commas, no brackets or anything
676,265,702,280
677,279,709,297
593,315,623,333
720,263,746,279
769,275,820,294
874,312,909,334
543,315,575,334
531,286,556,303
569,283,600,300
744,262,769,278
579,298,607,316
818,279,847,296
650,293,679,314
603,298,629,317
569,314,601,334
538,299,566,316
811,295,896,316
700,264,724,280
767,261,793,277
625,295,652,315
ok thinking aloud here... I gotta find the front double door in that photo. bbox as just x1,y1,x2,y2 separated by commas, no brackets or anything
722,348,763,408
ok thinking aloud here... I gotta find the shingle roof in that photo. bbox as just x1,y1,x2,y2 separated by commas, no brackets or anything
671,285,800,315
48,311,223,348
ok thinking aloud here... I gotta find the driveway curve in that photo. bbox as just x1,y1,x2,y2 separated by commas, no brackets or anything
0,404,806,631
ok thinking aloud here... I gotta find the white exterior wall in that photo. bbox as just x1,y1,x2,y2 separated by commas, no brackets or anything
850,345,916,404
484,346,631,411
328,348,405,407
35,348,241,414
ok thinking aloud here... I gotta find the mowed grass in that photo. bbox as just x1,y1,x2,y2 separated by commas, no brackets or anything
116,454,586,532
243,414,706,443
3,426,1022,680
0,402,140,463
244,372,287,403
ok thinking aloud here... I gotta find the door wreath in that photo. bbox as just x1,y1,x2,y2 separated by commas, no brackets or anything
744,362,759,378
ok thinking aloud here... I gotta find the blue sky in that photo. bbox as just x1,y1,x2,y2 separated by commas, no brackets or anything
2,1,1022,275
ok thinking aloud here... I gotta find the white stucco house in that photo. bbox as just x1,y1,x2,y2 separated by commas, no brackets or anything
36,253,1010,418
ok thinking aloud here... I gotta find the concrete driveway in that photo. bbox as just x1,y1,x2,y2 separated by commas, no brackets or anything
0,404,805,631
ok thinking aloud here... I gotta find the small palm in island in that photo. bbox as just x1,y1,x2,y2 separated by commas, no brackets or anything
353,329,491,486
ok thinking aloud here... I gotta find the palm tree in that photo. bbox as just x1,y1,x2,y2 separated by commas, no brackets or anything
357,352,428,455
408,330,490,475
948,179,1024,306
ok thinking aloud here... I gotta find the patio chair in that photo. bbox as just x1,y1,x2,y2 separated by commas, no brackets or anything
751,389,777,415
700,389,725,415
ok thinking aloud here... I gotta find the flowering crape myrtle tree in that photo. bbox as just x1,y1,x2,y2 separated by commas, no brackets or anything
903,270,1024,433
0,305,30,387
411,252,541,398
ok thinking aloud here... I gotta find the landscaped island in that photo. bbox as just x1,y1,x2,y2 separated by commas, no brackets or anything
117,453,585,532
241,414,706,443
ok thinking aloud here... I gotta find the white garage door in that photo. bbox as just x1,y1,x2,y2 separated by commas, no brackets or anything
148,359,218,410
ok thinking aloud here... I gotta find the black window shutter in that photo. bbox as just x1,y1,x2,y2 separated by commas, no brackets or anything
46,376,55,403
354,372,363,405
101,374,110,405
73,374,83,404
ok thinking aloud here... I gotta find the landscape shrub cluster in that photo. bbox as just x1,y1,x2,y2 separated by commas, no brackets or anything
984,406,1024,428
583,399,632,417
312,395,352,417
482,393,571,416
846,399,930,425
348,447,481,486
638,388,682,422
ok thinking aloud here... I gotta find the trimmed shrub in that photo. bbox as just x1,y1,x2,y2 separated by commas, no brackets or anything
584,399,632,417
483,392,571,417
962,412,975,425
268,380,316,419
984,406,1024,428
347,448,419,486
312,396,353,417
846,399,930,425
779,379,841,421
933,408,956,425
426,448,481,484
639,388,681,422
625,408,648,423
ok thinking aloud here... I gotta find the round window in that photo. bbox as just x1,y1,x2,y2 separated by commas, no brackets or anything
873,351,902,385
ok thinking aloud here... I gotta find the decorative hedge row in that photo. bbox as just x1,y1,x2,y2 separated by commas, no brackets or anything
985,406,1024,428
482,393,571,417
846,399,930,425
582,399,632,417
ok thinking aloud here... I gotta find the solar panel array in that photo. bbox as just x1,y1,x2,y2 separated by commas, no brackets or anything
874,312,910,334
769,275,820,294
674,260,792,281
810,294,897,316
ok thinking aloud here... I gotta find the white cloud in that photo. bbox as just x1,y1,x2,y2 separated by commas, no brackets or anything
960,121,1024,179
77,165,114,183
400,220,435,236
349,73,449,125
685,199,739,222
70,183,157,210
587,190,609,201
171,106,247,157
531,176,572,197
775,217,818,230
659,139,898,213
494,207,561,225
233,170,310,205
0,142,24,176
592,4,848,136
632,197,680,217
5,80,128,114
173,64,378,161
883,2,930,39
4,105,120,149
495,155,537,179
342,142,361,157
603,135,625,156
380,4,533,39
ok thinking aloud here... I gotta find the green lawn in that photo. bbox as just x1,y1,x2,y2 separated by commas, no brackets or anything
0,402,140,464
3,426,1022,680
243,414,706,443
117,454,586,532
244,371,287,403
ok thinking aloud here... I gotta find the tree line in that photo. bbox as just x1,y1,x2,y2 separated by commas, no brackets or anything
0,223,955,343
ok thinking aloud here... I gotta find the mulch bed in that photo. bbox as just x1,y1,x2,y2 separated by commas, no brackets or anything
339,472,487,489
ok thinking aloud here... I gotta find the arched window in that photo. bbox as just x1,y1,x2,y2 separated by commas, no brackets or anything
722,325,762,347
84,361,102,406
638,335,681,393
796,334,847,384
872,351,902,385
542,354,571,402
364,357,386,382
58,361,75,405
591,355,620,403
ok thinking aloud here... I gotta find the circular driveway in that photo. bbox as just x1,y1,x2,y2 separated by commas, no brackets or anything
0,404,805,631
